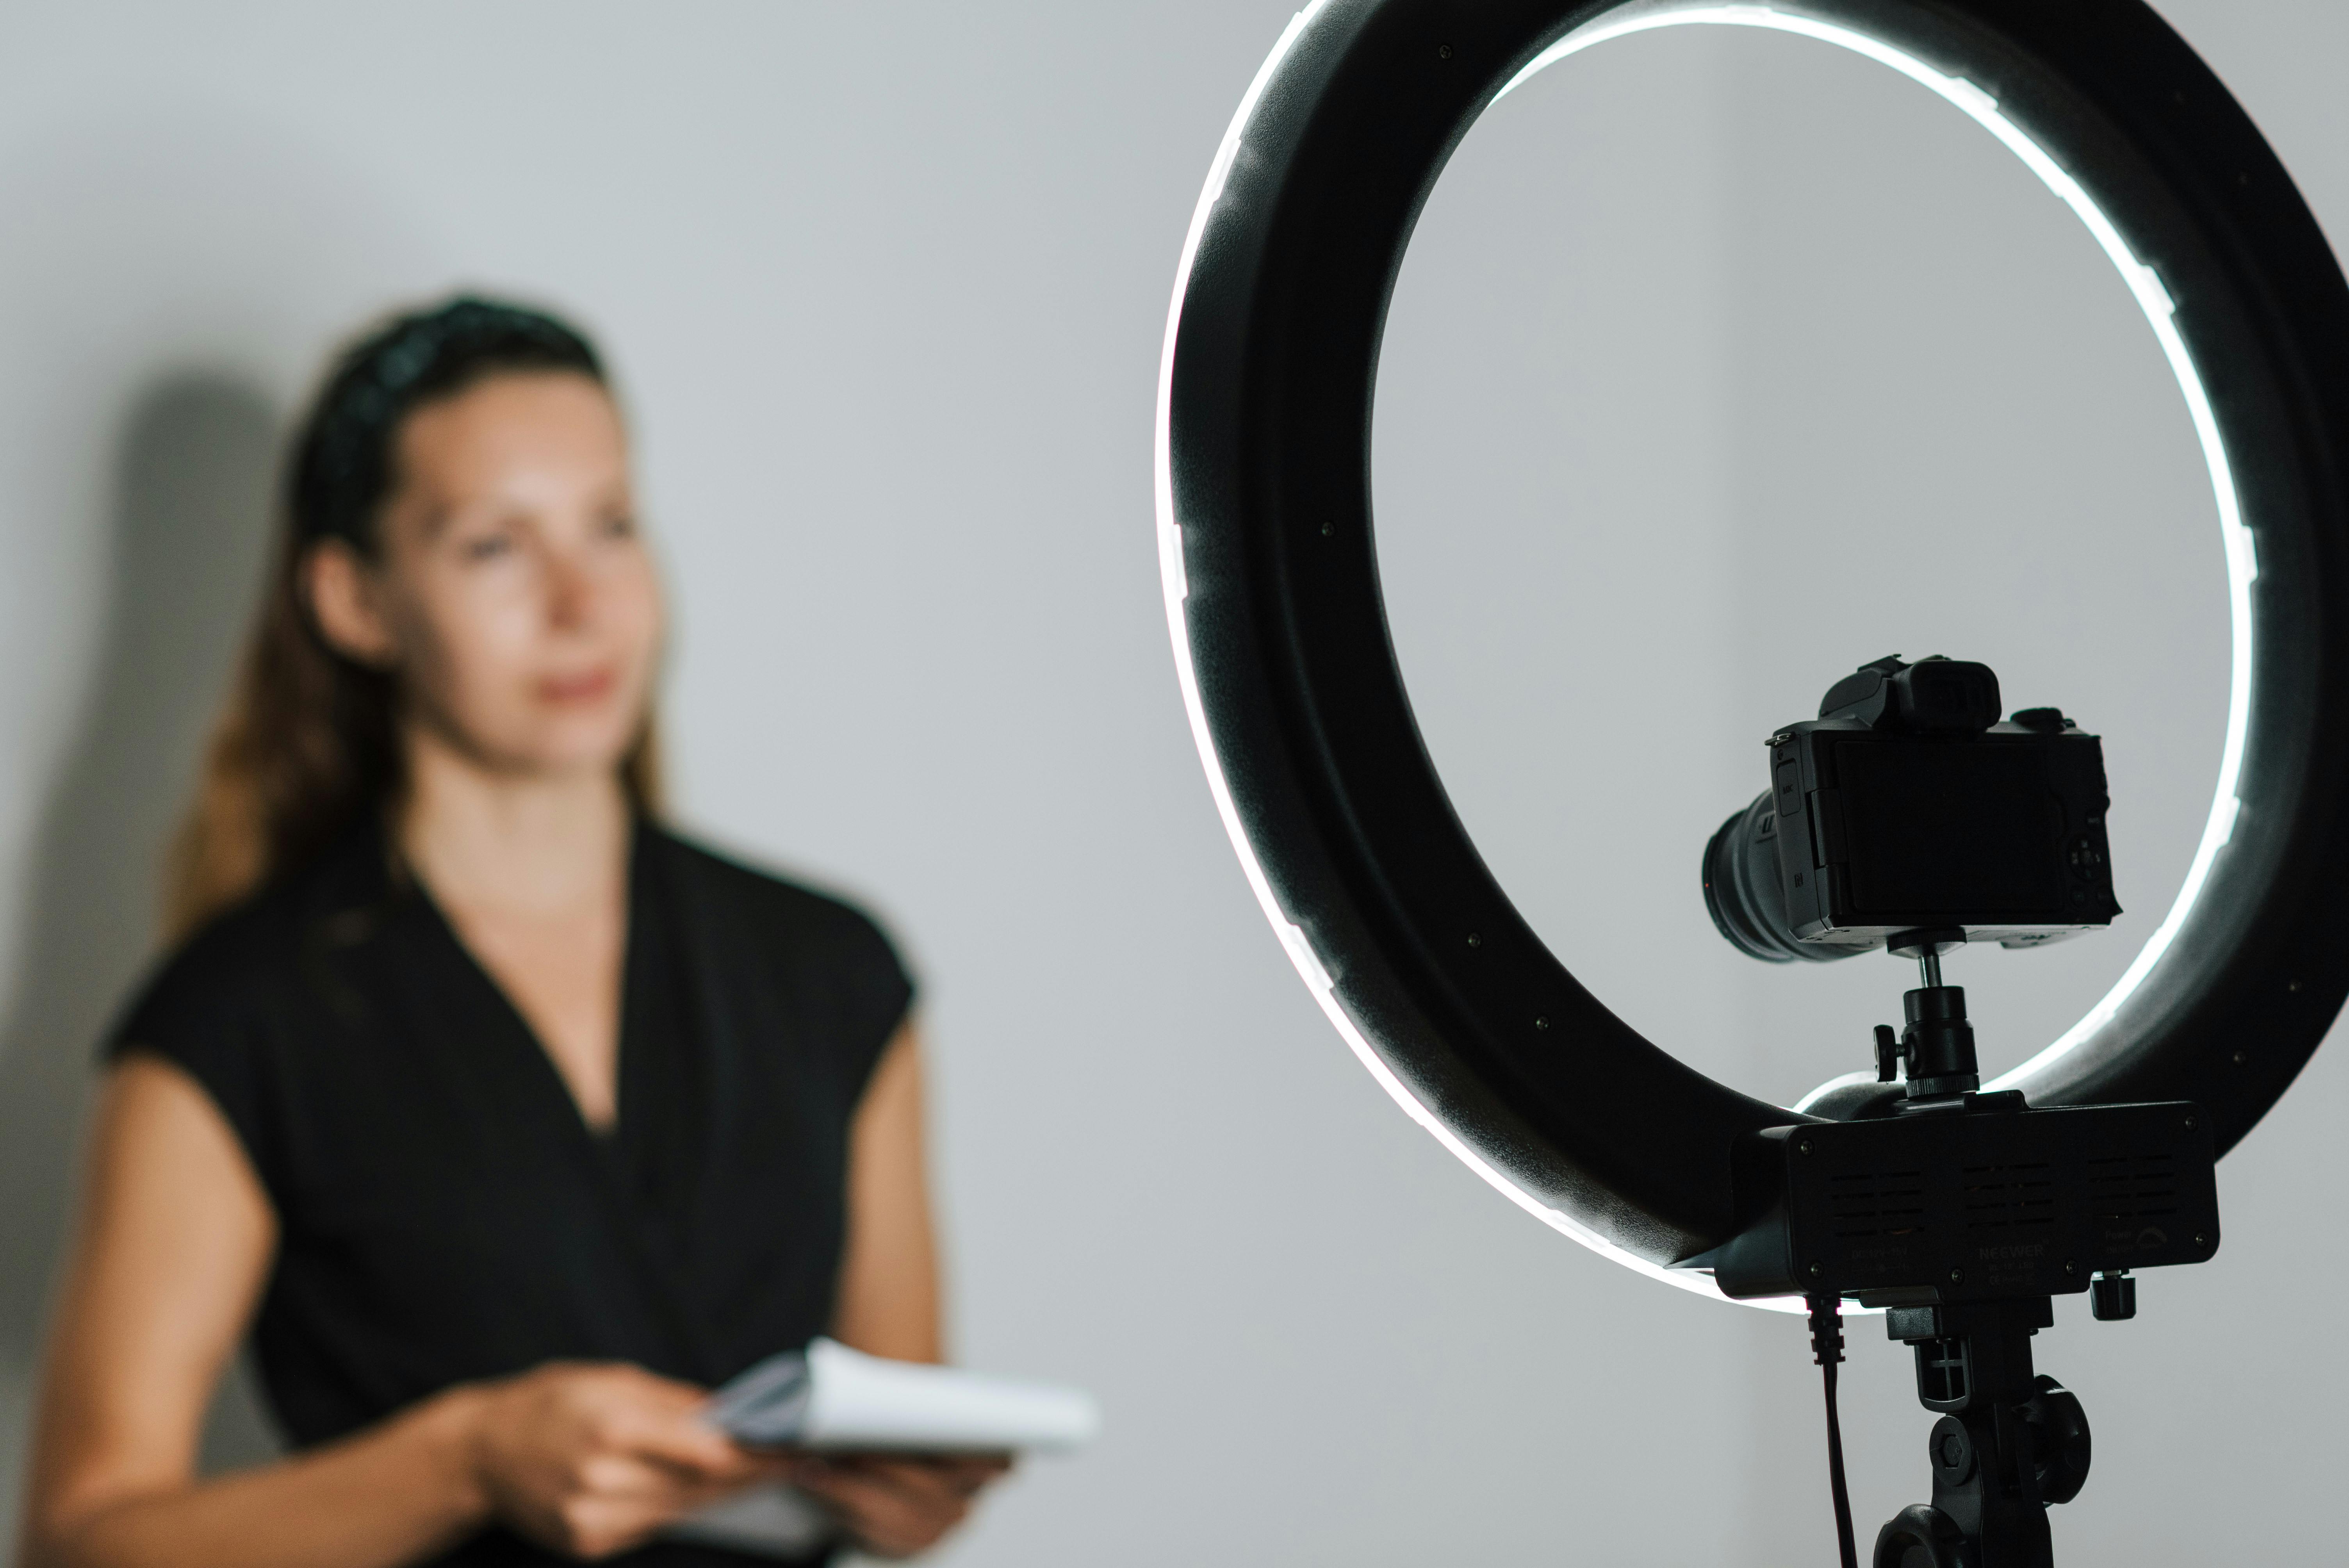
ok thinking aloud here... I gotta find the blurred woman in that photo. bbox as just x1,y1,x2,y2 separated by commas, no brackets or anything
20,297,1002,1567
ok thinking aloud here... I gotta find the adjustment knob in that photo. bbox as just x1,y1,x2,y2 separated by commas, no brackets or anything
2089,1270,2137,1321
1874,1024,1901,1083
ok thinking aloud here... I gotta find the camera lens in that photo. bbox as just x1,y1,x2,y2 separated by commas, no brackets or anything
1702,792,1858,964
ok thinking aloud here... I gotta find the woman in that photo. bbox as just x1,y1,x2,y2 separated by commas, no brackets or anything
18,298,1004,1566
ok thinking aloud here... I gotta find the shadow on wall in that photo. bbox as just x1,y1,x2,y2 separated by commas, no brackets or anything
0,371,287,1484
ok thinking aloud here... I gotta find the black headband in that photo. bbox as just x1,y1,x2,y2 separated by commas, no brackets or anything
292,296,603,550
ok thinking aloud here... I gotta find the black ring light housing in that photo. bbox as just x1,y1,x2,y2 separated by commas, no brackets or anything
1157,0,2349,1278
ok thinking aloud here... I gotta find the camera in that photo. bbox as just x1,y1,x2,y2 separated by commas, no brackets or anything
1702,656,2120,961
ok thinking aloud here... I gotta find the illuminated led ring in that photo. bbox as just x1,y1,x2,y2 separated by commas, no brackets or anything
1155,0,2349,1301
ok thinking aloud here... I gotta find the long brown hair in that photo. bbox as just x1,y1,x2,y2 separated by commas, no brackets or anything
165,297,661,941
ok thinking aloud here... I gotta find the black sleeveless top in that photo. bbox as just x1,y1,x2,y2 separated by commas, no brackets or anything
107,819,914,1567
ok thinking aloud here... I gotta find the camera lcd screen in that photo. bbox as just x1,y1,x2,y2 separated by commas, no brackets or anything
1832,739,2067,918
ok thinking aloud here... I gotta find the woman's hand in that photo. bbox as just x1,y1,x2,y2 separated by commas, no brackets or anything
460,1362,780,1560
790,1453,1012,1559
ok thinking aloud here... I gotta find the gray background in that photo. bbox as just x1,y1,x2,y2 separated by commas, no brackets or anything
0,2,2340,1563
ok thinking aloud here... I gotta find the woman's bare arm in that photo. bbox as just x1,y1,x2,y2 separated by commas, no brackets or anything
830,1022,943,1364
21,1054,490,1568
807,1022,1007,1559
23,1055,772,1568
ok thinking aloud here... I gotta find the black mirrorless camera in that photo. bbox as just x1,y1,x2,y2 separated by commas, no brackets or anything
1702,655,2120,962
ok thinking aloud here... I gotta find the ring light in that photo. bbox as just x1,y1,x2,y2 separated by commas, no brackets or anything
1155,0,2349,1304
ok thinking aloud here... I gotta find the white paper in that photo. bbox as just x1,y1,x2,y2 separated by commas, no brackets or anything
663,1484,832,1558
704,1337,1100,1454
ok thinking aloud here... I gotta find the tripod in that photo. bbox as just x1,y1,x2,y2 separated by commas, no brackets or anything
1707,931,2210,1564
1870,1295,2094,1567
1855,936,2129,1568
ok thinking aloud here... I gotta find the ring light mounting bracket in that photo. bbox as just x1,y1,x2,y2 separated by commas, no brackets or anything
1155,0,2349,1303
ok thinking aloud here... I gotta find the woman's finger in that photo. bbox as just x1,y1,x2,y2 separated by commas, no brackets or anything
934,1454,1014,1494
832,1454,1008,1500
567,1452,740,1511
606,1404,764,1481
854,1458,984,1505
795,1462,972,1557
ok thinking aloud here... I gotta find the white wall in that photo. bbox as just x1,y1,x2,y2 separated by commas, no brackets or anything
0,3,2340,1564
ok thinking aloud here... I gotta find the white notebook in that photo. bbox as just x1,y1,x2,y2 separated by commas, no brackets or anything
703,1337,1101,1454
668,1341,1099,1559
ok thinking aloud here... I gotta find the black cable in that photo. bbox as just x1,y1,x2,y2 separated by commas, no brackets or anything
1807,1294,1858,1568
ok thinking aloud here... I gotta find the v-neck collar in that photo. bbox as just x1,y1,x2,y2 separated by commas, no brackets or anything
398,819,648,1146
382,817,722,1377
